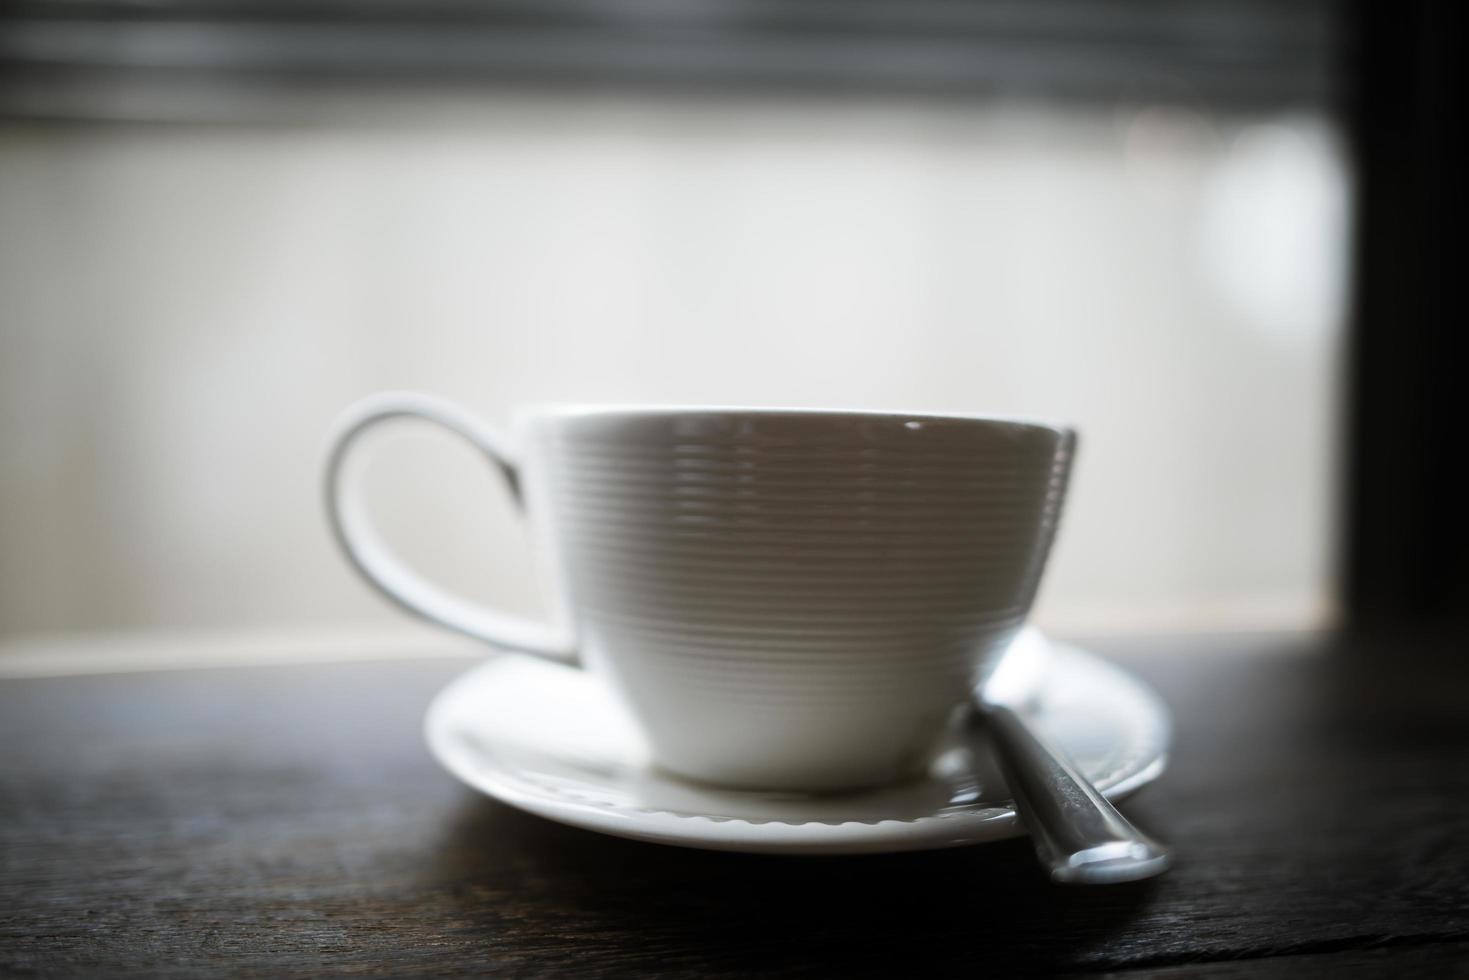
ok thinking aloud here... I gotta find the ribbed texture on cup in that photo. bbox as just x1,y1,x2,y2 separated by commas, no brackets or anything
531,411,1071,788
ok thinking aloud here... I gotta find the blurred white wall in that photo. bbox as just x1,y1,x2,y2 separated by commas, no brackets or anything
0,94,1348,647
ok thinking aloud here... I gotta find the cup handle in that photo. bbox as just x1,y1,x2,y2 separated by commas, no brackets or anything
323,392,579,667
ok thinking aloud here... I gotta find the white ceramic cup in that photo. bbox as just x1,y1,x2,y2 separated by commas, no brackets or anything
325,395,1075,791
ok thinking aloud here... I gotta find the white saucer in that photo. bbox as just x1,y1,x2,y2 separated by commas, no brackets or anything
424,639,1170,855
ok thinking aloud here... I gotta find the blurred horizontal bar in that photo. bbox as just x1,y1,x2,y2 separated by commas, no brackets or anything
1,0,1338,121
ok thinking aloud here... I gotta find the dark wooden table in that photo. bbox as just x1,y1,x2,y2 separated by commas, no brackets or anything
2,631,1466,977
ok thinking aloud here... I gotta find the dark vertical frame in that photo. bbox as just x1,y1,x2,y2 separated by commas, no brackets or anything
1343,0,1466,627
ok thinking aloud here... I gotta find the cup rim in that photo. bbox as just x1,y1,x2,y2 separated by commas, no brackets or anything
518,403,1072,435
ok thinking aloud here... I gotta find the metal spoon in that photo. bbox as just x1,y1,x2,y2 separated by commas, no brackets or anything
977,631,1173,884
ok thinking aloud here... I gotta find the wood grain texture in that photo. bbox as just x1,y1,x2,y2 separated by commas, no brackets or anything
2,632,1467,977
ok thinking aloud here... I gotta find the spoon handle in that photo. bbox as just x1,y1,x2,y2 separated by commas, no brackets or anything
984,702,1172,884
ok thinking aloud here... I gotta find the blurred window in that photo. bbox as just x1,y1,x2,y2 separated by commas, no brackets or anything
0,1,1346,644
